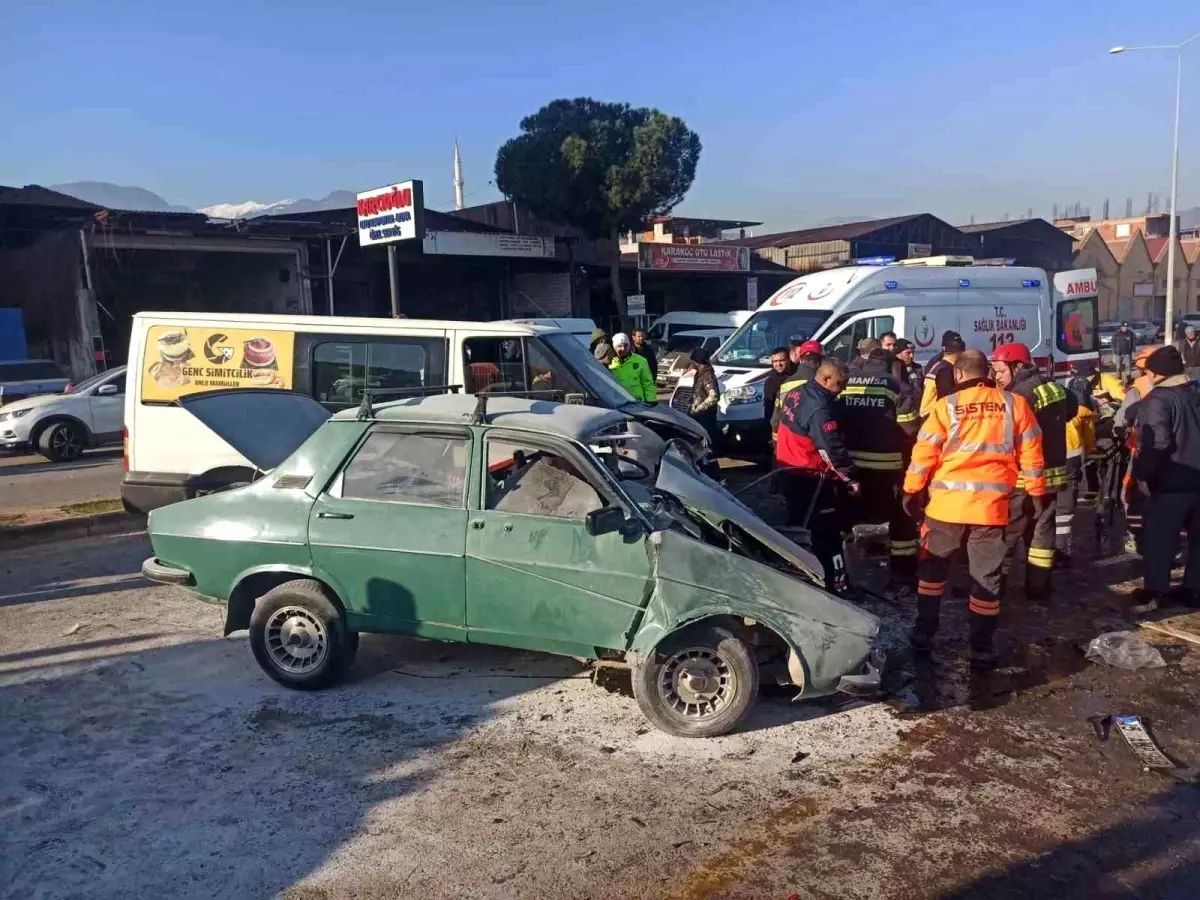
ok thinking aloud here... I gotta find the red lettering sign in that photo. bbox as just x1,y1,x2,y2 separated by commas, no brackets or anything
356,186,413,217
639,243,750,272
1066,280,1097,296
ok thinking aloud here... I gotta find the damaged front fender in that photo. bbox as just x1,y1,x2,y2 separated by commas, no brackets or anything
629,530,880,698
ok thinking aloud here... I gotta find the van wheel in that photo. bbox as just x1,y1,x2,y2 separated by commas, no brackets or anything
248,580,356,690
37,421,86,462
632,624,758,738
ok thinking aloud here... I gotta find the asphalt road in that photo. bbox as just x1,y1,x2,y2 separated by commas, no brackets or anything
0,448,124,513
3,533,1199,898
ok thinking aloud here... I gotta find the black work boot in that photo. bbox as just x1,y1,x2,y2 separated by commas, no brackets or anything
968,613,999,671
1130,589,1164,616
911,594,941,657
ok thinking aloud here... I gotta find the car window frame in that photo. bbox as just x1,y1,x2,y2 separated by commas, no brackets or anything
480,428,631,523
293,332,450,412
328,423,473,509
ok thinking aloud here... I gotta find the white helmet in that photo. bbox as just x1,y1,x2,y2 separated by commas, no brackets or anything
612,332,631,348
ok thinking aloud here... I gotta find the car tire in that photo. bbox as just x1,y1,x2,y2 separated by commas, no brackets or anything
631,623,758,738
37,420,87,462
248,579,357,690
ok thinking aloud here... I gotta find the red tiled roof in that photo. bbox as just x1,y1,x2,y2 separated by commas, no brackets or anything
1144,237,1168,262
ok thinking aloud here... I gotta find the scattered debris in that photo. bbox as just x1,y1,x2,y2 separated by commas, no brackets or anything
1140,612,1200,648
539,713,553,721
1085,631,1166,670
1112,715,1176,769
629,816,646,827
599,746,617,755
61,623,84,637
791,750,810,764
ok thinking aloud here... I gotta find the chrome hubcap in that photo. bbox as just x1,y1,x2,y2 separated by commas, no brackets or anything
658,647,735,719
265,606,327,674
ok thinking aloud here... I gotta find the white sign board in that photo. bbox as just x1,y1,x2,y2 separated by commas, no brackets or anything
357,180,424,247
626,293,646,315
746,277,758,310
907,243,933,258
422,230,556,258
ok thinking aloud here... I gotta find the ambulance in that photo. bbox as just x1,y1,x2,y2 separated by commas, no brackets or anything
672,258,1100,448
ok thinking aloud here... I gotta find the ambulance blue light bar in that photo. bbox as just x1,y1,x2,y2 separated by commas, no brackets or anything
885,280,898,290
959,279,971,287
854,255,896,266
1022,279,1041,288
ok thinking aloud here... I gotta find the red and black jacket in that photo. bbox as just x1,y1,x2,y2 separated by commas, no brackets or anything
775,379,856,479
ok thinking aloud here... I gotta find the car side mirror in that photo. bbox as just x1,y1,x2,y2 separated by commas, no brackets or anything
585,505,626,536
97,384,119,396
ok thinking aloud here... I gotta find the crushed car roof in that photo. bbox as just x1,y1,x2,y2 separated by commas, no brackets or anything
330,394,631,441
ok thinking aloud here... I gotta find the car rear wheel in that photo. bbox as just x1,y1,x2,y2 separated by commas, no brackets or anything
249,580,357,690
632,624,758,738
37,421,86,462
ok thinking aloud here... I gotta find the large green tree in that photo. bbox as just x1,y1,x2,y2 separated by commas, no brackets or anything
495,98,702,323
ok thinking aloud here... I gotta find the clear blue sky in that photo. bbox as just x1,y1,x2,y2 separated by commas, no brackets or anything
2,0,1197,229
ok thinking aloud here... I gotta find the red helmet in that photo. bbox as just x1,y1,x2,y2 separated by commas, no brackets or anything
991,342,1033,366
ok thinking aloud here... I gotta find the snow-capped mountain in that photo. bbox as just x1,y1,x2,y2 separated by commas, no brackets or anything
199,199,296,219
199,191,357,219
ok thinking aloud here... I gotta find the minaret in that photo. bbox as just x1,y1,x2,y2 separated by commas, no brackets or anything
453,141,465,210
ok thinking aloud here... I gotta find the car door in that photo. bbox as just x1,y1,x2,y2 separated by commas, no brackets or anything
88,370,126,441
308,425,471,638
465,431,653,657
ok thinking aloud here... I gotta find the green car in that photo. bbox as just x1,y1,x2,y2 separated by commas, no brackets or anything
143,391,882,737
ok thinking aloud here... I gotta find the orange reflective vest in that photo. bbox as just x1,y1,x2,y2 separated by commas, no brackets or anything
904,380,1046,526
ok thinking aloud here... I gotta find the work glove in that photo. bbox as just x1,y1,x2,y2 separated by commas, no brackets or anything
901,492,923,519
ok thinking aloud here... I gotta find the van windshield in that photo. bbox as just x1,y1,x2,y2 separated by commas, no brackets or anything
539,334,637,408
713,310,830,367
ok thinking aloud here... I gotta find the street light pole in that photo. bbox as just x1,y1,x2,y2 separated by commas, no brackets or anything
1110,31,1199,340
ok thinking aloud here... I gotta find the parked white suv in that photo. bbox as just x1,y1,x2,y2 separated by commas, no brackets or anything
0,366,126,461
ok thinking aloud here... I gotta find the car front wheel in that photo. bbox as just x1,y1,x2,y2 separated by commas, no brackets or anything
632,624,758,738
37,421,86,462
248,580,357,690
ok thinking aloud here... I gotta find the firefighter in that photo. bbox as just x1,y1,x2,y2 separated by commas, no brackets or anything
919,331,966,417
990,342,1077,597
771,340,823,434
776,360,859,594
903,350,1046,668
839,346,920,592
1061,395,1097,564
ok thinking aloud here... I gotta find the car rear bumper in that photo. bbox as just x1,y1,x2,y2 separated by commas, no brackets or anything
142,557,194,586
122,471,189,514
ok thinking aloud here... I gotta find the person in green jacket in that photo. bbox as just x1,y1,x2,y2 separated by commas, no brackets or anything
610,332,657,403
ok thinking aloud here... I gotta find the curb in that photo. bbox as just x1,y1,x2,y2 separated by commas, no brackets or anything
0,510,147,550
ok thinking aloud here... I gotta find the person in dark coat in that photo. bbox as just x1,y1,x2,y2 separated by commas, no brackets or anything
1131,345,1200,612
1175,324,1200,378
893,339,925,399
761,346,793,429
775,360,859,593
1111,322,1136,381
631,328,658,378
686,347,721,446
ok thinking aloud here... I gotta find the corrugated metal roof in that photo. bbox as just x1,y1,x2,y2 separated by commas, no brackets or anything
716,214,923,250
0,184,101,210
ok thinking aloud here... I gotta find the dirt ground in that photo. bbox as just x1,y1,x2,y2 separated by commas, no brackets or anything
2,519,1198,898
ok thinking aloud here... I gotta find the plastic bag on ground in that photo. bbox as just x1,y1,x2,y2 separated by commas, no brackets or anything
1085,631,1167,670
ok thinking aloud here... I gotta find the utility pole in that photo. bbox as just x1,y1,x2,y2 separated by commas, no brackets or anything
453,141,465,211
388,245,399,316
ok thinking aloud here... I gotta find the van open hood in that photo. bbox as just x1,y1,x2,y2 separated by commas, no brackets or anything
653,445,824,582
177,390,331,471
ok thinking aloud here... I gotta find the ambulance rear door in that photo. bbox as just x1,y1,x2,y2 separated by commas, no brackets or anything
1050,269,1101,376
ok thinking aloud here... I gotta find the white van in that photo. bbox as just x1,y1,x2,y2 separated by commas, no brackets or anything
673,260,1100,448
508,317,597,349
122,311,708,513
646,311,751,351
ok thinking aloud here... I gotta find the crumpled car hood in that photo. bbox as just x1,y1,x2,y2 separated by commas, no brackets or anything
653,445,824,583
